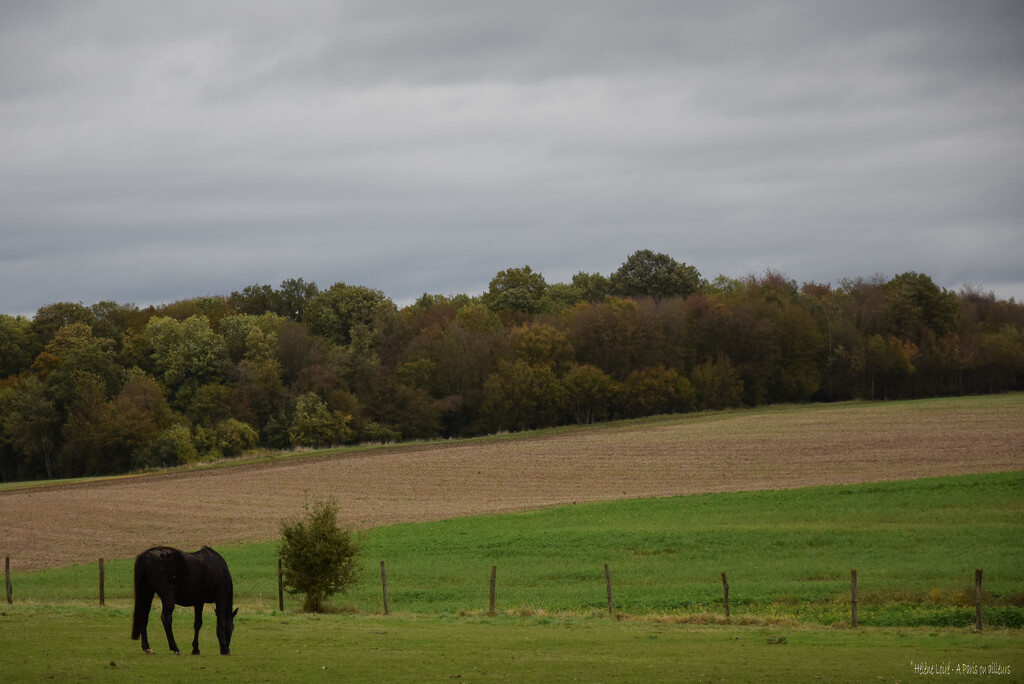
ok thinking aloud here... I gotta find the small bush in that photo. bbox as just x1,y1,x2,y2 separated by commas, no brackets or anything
279,497,360,613
359,421,401,444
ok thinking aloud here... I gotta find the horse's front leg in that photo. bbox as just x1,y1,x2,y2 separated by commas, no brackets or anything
159,596,181,655
191,604,203,655
140,624,153,655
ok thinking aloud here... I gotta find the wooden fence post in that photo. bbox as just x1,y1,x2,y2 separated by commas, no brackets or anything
604,564,613,616
851,569,858,628
489,565,497,616
99,558,105,606
975,569,983,631
380,561,389,615
277,558,284,611
721,572,730,618
5,557,11,604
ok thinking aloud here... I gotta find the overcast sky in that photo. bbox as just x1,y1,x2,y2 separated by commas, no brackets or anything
2,1,1023,316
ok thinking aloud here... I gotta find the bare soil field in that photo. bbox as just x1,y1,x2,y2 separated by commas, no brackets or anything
2,397,1022,570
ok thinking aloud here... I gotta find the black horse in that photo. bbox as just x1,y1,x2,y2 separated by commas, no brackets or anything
131,546,237,655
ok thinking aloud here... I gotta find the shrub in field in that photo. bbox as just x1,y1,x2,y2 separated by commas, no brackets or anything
279,497,360,612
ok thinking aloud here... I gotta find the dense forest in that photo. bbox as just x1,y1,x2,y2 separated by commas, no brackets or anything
2,250,1023,482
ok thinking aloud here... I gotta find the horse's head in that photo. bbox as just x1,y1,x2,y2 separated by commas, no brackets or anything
215,606,238,655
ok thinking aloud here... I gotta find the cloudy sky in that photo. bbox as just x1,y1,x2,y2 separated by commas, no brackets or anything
2,1,1023,316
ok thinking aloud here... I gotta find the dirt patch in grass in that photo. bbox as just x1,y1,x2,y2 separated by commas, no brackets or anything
2,397,1022,570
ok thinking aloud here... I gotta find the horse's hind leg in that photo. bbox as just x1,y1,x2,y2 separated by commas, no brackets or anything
159,595,181,655
191,605,203,655
137,590,155,655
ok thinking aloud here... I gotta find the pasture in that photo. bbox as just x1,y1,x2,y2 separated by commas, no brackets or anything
1,395,1022,680
11,472,1024,626
3,608,1021,682
3,473,1023,680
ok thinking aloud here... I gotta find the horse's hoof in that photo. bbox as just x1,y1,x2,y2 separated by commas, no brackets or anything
173,650,182,656
143,649,155,655
192,650,200,656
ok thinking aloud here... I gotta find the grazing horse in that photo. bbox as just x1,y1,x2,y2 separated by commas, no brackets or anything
131,546,237,655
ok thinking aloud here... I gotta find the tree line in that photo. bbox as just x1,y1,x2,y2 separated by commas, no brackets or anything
2,250,1022,481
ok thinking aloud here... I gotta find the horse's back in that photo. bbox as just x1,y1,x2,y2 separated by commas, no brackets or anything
135,547,187,589
135,546,231,606
180,547,233,605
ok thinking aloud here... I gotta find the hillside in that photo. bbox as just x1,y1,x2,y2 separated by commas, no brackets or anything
1,395,1021,570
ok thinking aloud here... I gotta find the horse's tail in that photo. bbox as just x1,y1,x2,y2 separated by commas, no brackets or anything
131,554,146,640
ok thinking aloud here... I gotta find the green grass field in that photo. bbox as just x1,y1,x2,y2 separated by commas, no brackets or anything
6,397,1024,680
4,471,1023,680
10,471,1024,629
1,607,1020,682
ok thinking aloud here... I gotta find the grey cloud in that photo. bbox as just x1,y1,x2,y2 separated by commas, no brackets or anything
1,1,1022,315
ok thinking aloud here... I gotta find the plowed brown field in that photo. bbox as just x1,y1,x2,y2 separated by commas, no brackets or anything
2,397,1022,570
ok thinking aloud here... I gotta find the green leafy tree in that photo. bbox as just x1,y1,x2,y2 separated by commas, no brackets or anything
57,371,112,475
621,366,696,417
0,376,61,479
770,302,825,402
381,383,442,440
30,302,95,344
692,354,744,411
562,364,618,424
482,266,548,314
229,283,278,315
186,383,233,427
304,283,394,346
190,419,258,460
511,324,574,374
143,315,228,406
109,373,175,470
57,372,172,475
88,301,139,347
277,278,319,322
152,423,198,466
289,392,355,447
883,272,959,345
480,360,565,432
34,322,123,408
610,250,702,299
279,497,360,612
536,282,584,314
565,297,653,379
571,272,611,303
860,334,917,399
212,418,259,458
0,315,42,377
230,361,289,437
